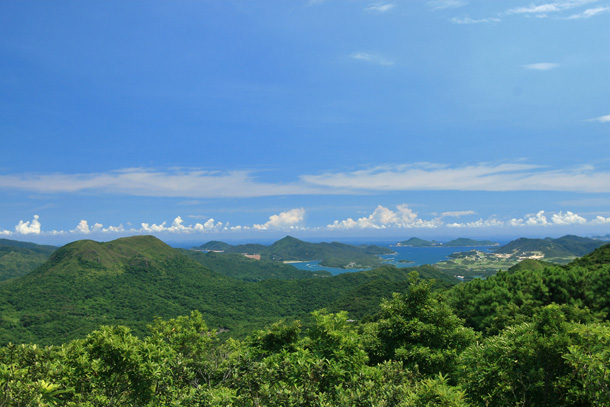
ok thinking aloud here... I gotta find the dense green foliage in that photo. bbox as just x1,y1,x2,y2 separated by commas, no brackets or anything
0,239,56,282
180,249,330,281
398,237,441,247
0,236,452,345
493,234,605,260
2,237,610,406
195,236,394,269
444,238,498,247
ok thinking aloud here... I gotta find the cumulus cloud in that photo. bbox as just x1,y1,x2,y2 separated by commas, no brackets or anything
15,215,41,235
447,218,505,228
141,216,224,233
74,220,91,234
350,52,394,66
328,204,441,230
551,211,587,225
507,210,587,226
590,215,610,225
523,62,560,71
253,208,305,230
365,3,395,12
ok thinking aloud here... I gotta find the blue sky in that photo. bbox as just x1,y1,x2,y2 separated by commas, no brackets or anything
1,0,610,244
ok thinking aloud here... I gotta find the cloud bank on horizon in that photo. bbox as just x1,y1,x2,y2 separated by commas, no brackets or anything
3,206,610,240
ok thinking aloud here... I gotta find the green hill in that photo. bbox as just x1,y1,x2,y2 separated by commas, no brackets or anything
180,249,330,281
397,237,439,247
494,235,605,262
0,235,454,345
443,238,498,247
193,240,234,251
0,238,56,282
194,236,394,269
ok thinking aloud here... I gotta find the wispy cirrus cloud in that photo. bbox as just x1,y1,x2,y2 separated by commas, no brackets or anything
505,0,600,17
451,16,501,24
451,0,604,24
522,62,560,70
0,168,326,198
302,162,610,193
587,114,610,123
566,6,610,18
4,162,610,199
350,52,394,66
365,3,396,13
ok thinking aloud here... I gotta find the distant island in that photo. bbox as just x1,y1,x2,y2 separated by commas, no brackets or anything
194,236,395,269
395,237,499,247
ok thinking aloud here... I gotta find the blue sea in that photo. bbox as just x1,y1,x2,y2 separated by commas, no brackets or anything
288,244,500,276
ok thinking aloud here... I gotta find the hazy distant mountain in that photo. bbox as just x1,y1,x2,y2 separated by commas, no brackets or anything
494,235,605,259
397,237,497,247
443,238,499,247
0,238,56,282
396,237,440,247
194,236,394,269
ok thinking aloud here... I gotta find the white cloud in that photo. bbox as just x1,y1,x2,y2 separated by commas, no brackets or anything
253,208,305,230
74,220,91,234
140,216,224,233
0,168,324,198
551,211,587,225
15,215,41,235
351,52,394,66
525,210,550,226
447,218,505,228
507,210,587,227
523,62,560,70
588,114,610,123
328,204,441,230
506,0,599,16
451,17,501,24
442,210,477,218
591,215,610,225
567,6,610,18
365,3,395,12
302,162,610,193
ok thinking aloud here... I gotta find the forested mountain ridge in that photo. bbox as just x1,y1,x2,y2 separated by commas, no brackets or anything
194,235,395,269
2,242,610,406
180,249,331,281
0,235,454,346
0,238,56,282
396,237,497,247
493,234,604,260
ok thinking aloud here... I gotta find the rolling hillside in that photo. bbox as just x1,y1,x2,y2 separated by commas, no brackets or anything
0,235,455,345
0,238,56,282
